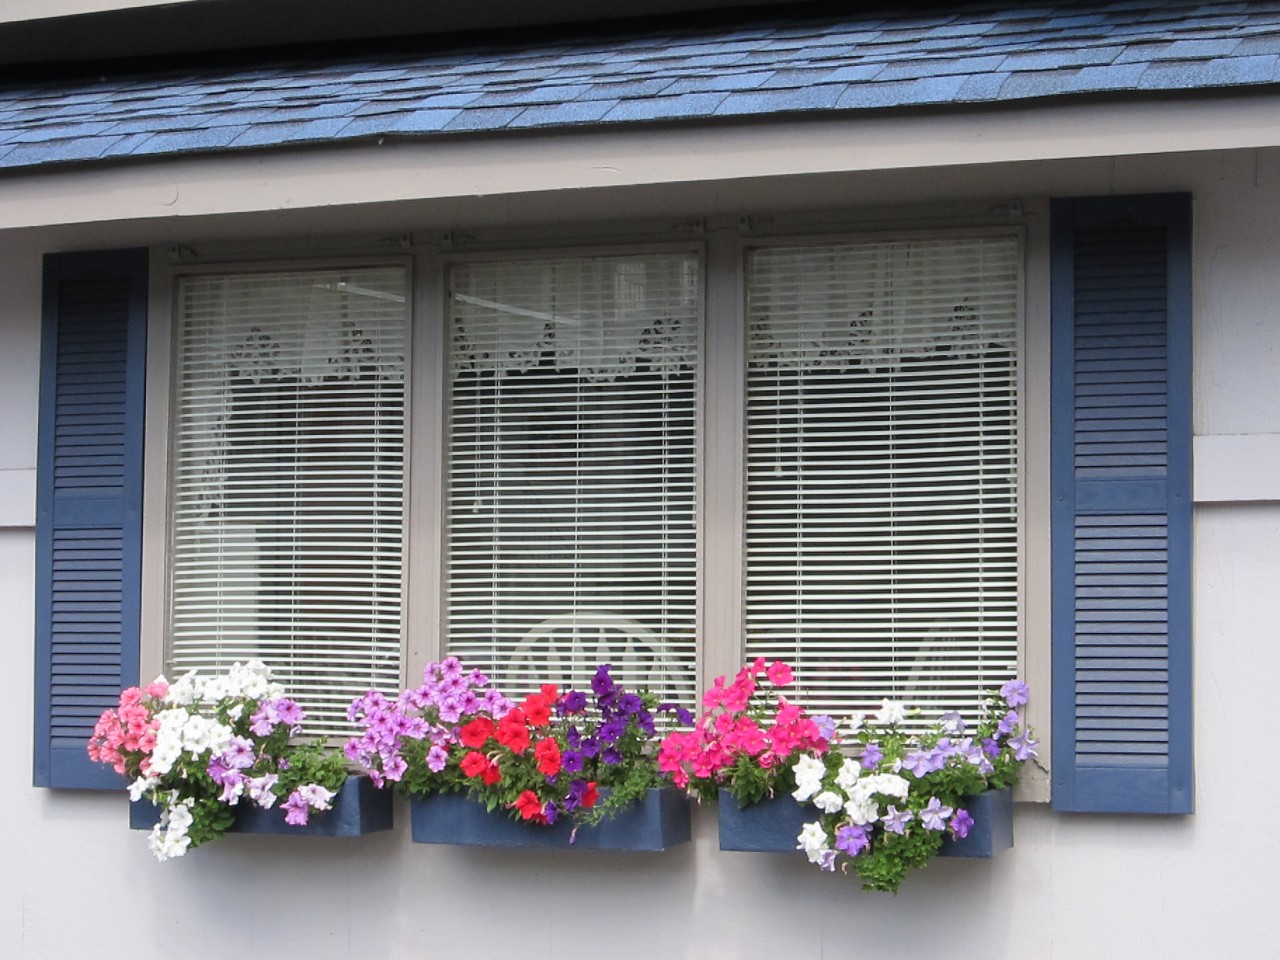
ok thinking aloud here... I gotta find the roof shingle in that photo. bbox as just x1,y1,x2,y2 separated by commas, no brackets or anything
3,0,1279,171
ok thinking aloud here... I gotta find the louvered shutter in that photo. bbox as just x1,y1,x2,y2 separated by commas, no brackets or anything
169,266,407,735
35,249,147,788
744,237,1021,725
1050,195,1193,814
446,253,699,705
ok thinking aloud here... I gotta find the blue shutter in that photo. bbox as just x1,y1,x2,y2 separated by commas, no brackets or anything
34,250,148,789
1050,195,1192,814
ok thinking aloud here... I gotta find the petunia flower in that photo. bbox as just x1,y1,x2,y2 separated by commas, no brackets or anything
766,661,794,686
835,824,870,857
880,805,913,835
920,797,954,831
1000,679,1030,708
1009,730,1039,761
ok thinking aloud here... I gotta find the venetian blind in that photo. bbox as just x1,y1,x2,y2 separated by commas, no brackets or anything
744,237,1020,726
447,253,699,706
169,266,408,735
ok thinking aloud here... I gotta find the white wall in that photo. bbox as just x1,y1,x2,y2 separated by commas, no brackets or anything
2,148,1278,959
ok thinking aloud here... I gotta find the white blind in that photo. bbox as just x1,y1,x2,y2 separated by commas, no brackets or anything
170,266,408,734
447,253,699,705
744,237,1020,724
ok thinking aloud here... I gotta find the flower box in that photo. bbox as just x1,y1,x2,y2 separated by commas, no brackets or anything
130,775,393,837
409,788,691,851
717,787,1013,859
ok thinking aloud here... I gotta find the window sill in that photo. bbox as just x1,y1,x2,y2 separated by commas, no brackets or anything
408,787,691,851
129,775,393,837
716,787,1014,859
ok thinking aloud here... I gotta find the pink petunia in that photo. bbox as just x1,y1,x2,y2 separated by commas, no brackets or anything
766,661,794,686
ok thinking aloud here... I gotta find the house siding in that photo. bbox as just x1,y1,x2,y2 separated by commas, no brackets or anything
2,147,1277,958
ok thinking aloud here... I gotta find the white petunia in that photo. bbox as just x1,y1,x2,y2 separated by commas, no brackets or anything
843,784,880,825
796,821,831,864
873,699,907,726
863,773,911,801
149,801,195,862
164,671,203,706
791,755,826,802
812,791,844,814
835,757,863,794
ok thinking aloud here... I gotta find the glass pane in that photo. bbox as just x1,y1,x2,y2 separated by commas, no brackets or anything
446,253,700,708
169,266,408,735
744,237,1020,726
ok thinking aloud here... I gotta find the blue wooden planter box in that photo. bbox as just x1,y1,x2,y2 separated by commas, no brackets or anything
130,775,392,837
718,787,1013,858
410,788,691,850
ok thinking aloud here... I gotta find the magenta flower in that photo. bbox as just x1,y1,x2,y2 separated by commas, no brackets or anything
274,698,305,728
281,792,310,826
247,773,279,808
221,736,257,770
426,744,449,772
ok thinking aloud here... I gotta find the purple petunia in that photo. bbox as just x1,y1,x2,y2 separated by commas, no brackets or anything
998,710,1020,736
835,824,870,857
1000,679,1030,708
562,690,589,714
860,742,883,769
880,805,913,835
920,797,954,831
1009,730,1039,761
949,809,975,840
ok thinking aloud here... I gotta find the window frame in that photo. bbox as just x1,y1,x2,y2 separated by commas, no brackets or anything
137,212,1050,799
139,252,416,695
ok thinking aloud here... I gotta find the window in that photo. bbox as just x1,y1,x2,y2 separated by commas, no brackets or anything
436,234,1022,725
166,265,408,734
159,236,1023,730
743,237,1021,723
445,253,701,708
39,195,1190,808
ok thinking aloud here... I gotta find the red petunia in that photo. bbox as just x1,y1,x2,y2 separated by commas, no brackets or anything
496,709,532,753
481,761,502,785
460,717,495,748
522,692,553,727
534,737,562,776
511,790,545,822
460,750,490,779
580,781,599,808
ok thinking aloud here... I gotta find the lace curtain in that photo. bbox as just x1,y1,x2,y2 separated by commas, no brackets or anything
450,256,698,381
747,238,1019,372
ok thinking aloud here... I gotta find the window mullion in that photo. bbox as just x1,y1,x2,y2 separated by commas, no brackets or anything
701,224,746,688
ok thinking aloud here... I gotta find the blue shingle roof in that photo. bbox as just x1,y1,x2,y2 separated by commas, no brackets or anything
3,0,1280,172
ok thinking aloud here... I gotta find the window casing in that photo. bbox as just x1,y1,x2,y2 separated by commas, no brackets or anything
148,223,1027,734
